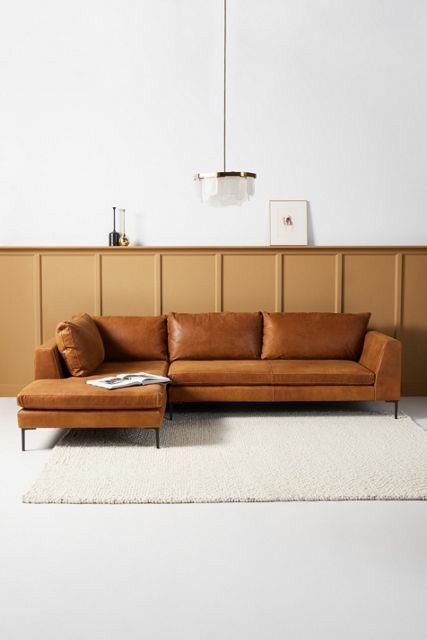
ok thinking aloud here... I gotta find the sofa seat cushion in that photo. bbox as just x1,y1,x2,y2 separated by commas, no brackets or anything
17,361,167,411
168,360,273,386
168,360,374,387
269,360,374,385
93,360,168,377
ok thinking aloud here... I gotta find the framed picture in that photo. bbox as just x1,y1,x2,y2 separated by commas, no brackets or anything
269,200,308,246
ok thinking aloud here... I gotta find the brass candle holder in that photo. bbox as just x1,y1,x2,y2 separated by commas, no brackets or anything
118,208,129,246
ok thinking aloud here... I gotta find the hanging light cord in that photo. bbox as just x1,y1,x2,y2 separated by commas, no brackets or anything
223,0,227,172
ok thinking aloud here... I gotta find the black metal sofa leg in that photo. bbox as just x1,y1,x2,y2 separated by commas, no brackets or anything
21,428,36,452
166,385,173,421
386,400,399,419
154,428,160,449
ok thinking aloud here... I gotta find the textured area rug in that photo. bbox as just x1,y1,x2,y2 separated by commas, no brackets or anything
23,411,427,503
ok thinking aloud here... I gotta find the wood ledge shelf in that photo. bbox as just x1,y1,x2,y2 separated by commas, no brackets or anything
1,246,426,253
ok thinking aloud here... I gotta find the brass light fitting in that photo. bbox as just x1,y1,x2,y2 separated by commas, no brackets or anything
194,0,257,206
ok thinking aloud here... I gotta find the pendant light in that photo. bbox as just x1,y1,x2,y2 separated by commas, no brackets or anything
194,0,256,207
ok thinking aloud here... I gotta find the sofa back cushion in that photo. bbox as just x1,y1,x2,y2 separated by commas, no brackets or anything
56,313,105,376
168,312,262,361
94,315,168,361
261,312,371,361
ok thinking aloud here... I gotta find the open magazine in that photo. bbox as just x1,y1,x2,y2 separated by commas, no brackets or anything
87,372,170,390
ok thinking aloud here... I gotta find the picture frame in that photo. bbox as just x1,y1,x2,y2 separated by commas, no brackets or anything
269,200,308,246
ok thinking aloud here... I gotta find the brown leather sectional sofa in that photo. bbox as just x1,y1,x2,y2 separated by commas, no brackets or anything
17,311,401,450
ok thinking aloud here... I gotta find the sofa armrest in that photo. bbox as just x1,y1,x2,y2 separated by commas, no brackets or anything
34,338,66,380
359,331,401,400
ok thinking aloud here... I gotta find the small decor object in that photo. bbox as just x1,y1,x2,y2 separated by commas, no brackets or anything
194,0,256,207
118,208,129,246
108,206,120,246
269,200,308,246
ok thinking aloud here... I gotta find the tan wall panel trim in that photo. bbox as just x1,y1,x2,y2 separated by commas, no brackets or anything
275,254,282,312
154,254,162,315
94,254,102,315
33,253,42,346
394,254,403,339
215,254,223,312
334,253,343,313
1,246,427,254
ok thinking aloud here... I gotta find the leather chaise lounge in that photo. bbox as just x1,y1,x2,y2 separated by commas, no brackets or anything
17,311,401,450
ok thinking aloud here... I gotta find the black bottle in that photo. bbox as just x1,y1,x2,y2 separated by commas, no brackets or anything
109,206,120,246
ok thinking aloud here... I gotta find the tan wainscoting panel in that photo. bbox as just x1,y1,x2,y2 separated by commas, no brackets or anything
222,254,277,312
41,255,97,340
161,255,216,313
283,254,336,312
401,254,427,395
0,255,36,394
343,254,396,335
101,255,156,316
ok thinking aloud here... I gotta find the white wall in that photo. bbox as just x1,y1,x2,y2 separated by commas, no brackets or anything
0,0,426,247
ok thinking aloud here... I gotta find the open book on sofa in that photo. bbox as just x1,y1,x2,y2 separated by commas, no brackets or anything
87,372,170,390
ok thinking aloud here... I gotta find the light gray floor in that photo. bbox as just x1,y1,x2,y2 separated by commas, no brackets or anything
1,397,426,640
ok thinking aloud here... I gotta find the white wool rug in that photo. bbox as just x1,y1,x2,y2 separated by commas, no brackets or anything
23,411,427,504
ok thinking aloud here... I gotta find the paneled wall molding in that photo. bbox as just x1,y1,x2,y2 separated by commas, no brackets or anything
274,254,282,312
394,253,403,339
214,254,222,312
334,253,343,313
0,246,426,395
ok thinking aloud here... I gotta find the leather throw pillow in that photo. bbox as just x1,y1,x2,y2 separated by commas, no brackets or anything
56,313,105,376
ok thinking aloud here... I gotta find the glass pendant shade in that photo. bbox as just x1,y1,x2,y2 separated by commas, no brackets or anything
195,1,256,207
195,172,256,207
